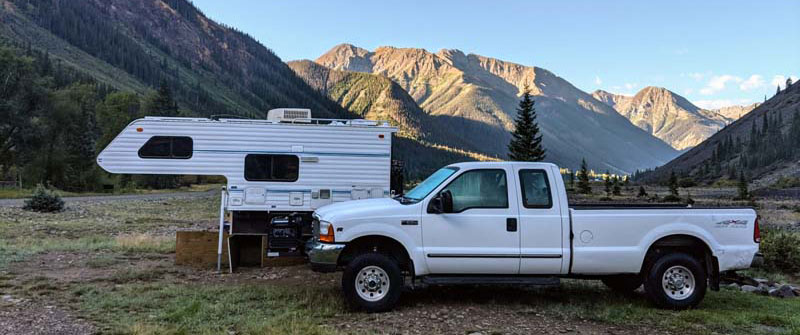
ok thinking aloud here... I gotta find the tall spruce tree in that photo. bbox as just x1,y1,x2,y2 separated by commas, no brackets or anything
668,171,679,197
577,159,591,194
508,85,545,161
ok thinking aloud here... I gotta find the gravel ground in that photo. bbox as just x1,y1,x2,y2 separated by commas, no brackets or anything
0,295,94,335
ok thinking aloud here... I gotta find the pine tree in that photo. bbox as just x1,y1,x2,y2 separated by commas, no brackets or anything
637,185,648,197
736,171,750,200
668,171,679,197
569,171,575,190
577,158,591,194
508,85,545,161
612,176,621,195
603,171,612,197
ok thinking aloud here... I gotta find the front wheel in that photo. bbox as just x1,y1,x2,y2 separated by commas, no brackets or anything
644,252,707,310
342,253,403,312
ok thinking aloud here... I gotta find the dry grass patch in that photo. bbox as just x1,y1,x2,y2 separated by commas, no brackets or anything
114,233,174,253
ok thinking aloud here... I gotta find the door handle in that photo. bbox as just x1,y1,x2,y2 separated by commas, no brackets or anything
506,218,517,232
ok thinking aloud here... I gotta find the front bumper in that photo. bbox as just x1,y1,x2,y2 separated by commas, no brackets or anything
307,240,346,273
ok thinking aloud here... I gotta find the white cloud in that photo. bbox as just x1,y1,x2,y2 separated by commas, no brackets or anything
624,82,638,90
699,75,742,95
594,75,602,86
739,75,765,91
694,98,753,110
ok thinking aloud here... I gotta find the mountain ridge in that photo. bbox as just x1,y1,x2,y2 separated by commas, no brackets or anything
315,43,679,173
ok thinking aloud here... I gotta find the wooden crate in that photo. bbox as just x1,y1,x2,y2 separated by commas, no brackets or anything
175,231,230,268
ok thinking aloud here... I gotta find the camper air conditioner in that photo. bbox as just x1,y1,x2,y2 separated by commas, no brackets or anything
266,108,312,122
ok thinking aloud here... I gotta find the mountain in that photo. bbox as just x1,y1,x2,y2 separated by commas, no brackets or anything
316,44,678,173
639,81,800,185
0,0,349,119
592,87,733,150
288,60,479,152
713,103,760,120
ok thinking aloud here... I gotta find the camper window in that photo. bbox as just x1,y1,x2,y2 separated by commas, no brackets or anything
245,154,299,182
138,136,193,159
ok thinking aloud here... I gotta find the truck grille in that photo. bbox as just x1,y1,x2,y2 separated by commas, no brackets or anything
312,218,320,240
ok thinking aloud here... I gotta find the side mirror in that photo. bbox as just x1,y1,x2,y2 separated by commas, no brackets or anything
440,190,453,213
428,190,454,214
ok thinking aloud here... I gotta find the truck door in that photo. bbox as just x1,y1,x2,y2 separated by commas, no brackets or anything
515,166,564,274
421,167,521,274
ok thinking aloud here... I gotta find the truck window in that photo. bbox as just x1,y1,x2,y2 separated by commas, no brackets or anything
442,169,508,212
404,167,458,201
519,169,552,208
138,136,193,159
244,154,299,182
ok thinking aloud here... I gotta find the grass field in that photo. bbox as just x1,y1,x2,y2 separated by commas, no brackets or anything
0,185,798,334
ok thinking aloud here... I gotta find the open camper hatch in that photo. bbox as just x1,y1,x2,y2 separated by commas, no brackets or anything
96,108,399,270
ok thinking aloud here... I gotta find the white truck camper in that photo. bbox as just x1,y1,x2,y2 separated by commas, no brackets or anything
97,109,398,266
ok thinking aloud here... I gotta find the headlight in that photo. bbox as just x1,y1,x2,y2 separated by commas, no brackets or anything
319,220,335,243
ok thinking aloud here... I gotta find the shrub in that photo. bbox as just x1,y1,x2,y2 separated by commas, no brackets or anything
23,184,64,212
761,230,800,274
661,194,682,202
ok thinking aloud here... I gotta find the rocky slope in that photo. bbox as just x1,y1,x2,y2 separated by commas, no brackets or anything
713,103,760,120
592,87,733,150
316,44,679,173
640,81,800,183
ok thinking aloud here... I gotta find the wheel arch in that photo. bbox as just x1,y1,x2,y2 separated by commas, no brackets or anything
337,235,414,275
640,234,720,290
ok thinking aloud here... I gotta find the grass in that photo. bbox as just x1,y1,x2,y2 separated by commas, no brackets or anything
71,283,343,335
0,183,222,199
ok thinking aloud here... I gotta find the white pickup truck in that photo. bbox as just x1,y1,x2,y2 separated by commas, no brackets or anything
308,162,760,312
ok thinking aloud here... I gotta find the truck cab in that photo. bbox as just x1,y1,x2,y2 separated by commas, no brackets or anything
308,162,759,312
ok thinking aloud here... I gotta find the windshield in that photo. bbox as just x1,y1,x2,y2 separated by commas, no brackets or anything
403,167,458,201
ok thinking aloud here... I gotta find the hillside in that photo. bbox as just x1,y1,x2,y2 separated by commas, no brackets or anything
316,44,678,173
640,81,800,184
0,0,348,119
714,103,760,120
592,87,734,150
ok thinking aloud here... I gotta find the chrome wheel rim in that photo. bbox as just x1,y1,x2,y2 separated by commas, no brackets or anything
662,265,695,300
355,265,390,302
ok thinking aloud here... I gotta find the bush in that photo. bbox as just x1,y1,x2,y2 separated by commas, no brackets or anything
761,230,800,274
23,184,64,212
661,194,682,202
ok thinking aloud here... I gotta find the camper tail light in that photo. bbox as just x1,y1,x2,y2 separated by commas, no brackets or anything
319,221,335,243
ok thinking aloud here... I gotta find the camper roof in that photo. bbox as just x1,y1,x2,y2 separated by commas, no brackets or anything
139,116,395,129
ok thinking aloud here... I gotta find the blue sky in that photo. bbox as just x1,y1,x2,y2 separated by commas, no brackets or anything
192,0,799,109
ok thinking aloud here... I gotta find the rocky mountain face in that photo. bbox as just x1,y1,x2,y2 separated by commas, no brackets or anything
640,81,800,184
316,44,679,173
713,103,760,120
592,87,740,150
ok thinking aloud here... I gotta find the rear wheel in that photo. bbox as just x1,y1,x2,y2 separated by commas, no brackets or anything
644,252,706,309
342,253,402,312
601,274,643,293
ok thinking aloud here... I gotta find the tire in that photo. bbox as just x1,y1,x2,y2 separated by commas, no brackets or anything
644,252,707,310
342,253,403,312
601,274,643,293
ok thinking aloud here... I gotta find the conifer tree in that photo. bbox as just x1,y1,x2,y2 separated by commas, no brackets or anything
508,85,545,161
577,159,591,194
612,176,621,195
736,171,750,200
603,171,612,197
668,171,679,197
637,185,648,197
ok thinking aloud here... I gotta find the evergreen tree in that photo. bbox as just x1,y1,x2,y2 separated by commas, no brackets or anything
146,80,180,117
736,171,750,200
569,171,575,190
603,172,612,197
612,176,621,195
637,185,648,197
507,85,545,161
668,171,679,197
577,159,591,194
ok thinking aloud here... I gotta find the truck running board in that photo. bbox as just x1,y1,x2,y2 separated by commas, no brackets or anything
421,276,561,286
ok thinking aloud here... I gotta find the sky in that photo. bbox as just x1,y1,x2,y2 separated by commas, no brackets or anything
192,0,799,109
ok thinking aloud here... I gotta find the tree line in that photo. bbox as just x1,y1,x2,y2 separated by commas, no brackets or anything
0,43,187,191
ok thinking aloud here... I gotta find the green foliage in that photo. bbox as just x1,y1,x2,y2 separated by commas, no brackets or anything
637,185,648,197
577,158,591,194
771,176,800,189
612,176,621,196
508,86,545,161
23,184,64,212
603,172,612,197
736,172,750,200
668,171,679,197
760,230,800,274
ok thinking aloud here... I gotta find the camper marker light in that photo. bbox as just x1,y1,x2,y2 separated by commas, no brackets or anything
378,134,384,139
136,127,143,132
